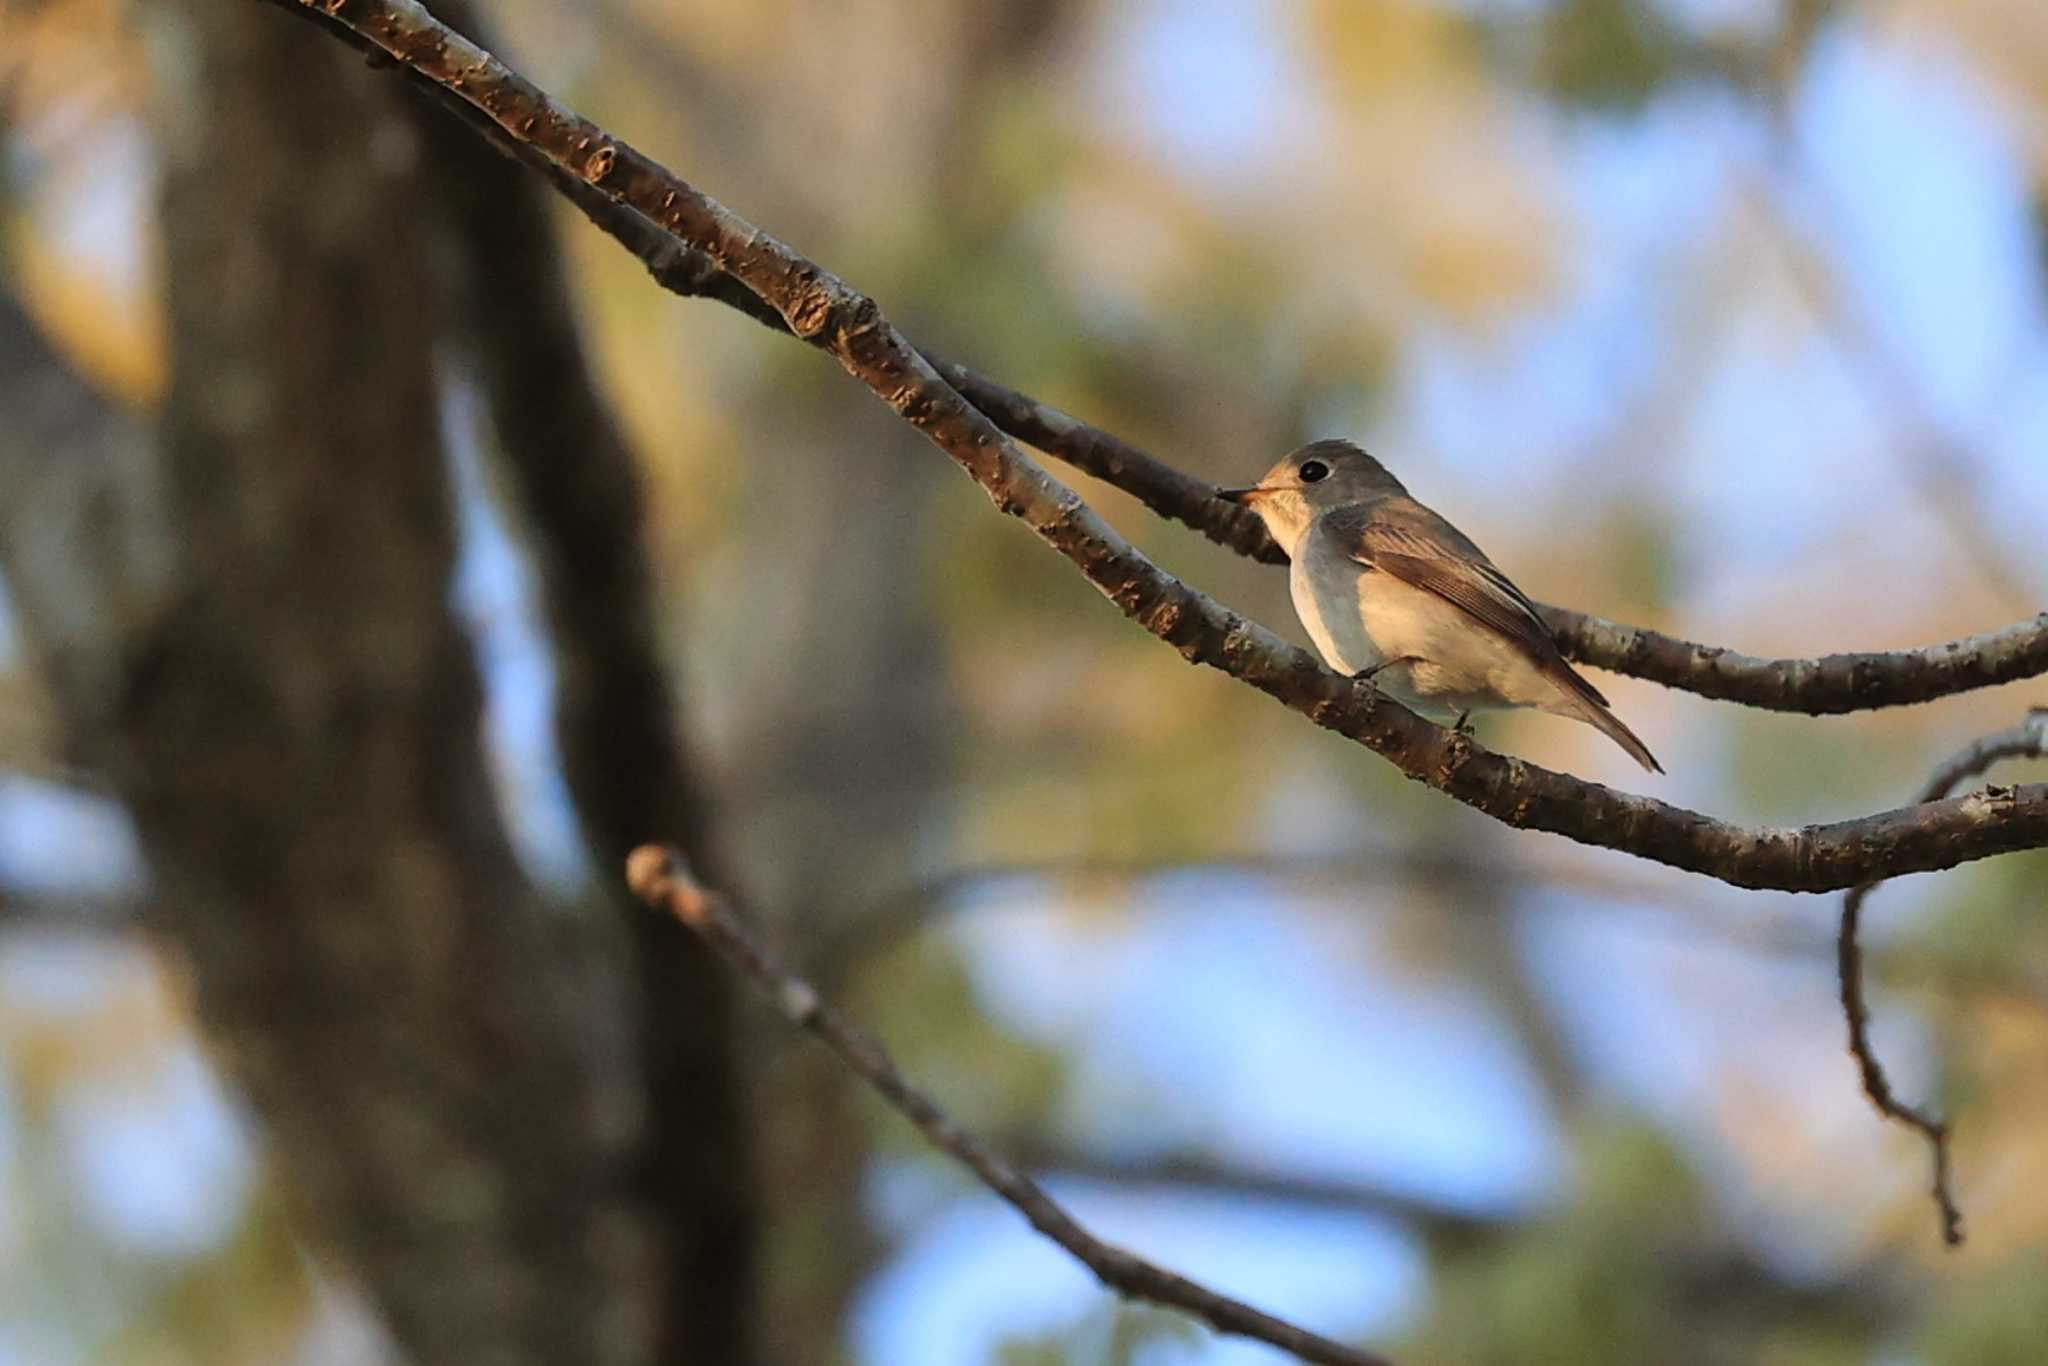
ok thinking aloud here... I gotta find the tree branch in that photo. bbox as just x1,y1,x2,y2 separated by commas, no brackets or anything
624,845,1392,1366
271,0,2048,896
1535,608,2048,715
525,133,2048,719
264,0,2044,717
1836,708,2048,1248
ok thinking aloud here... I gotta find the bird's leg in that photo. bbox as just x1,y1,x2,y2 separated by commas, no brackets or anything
1353,655,1421,683
1452,711,1475,737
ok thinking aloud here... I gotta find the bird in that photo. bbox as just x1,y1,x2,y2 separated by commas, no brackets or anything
1219,439,1661,773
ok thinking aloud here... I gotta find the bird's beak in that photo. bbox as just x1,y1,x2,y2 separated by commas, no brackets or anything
1217,486,1268,505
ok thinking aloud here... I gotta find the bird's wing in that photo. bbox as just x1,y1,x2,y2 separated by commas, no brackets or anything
1325,502,1608,709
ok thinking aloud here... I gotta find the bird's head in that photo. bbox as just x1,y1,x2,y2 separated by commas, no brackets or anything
1218,440,1406,547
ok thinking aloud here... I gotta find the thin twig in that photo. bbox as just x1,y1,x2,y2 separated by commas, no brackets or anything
1837,709,2048,1247
1535,608,2048,716
268,0,2048,894
1011,1144,1906,1333
624,845,1392,1366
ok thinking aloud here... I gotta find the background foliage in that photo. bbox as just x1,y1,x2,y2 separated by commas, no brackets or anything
4,1,2047,1362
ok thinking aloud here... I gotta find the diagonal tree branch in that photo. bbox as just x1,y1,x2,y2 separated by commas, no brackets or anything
1836,708,2048,1248
270,0,2048,897
266,0,2044,717
624,845,1392,1366
515,143,2048,719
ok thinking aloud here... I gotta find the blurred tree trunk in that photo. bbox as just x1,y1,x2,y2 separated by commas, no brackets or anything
420,5,763,1361
703,6,1073,1353
96,7,652,1362
675,5,1073,1351
726,393,948,1365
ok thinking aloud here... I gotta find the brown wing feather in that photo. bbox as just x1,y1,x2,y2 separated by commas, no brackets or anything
1320,502,1660,771
1327,506,1613,711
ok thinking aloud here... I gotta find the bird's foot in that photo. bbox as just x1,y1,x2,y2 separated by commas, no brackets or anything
1452,711,1476,738
1353,655,1421,684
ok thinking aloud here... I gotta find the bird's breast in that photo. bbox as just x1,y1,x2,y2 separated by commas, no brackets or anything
1288,552,1383,676
1289,548,1555,719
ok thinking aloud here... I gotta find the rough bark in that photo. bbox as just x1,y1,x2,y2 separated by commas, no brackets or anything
128,9,645,1362
252,0,2048,893
262,0,2047,717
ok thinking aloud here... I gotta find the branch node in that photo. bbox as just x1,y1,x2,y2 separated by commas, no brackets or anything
1836,712,2048,1247
787,284,835,339
776,979,822,1025
626,842,690,907
284,0,2048,894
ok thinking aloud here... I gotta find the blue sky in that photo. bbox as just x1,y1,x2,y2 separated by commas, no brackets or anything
3,2,2045,1363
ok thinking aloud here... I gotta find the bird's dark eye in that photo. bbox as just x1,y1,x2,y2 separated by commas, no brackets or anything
1299,459,1330,484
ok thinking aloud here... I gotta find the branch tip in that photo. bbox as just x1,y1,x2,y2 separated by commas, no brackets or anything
268,0,2048,891
610,843,1388,1365
625,843,689,907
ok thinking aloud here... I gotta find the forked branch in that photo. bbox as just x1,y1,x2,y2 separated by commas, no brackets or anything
272,0,2048,898
275,0,2044,716
1837,708,2048,1247
530,130,2048,717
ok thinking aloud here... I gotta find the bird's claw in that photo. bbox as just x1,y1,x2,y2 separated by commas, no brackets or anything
1352,655,1419,684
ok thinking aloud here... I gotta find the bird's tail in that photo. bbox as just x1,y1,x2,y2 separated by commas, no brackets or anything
1582,699,1662,774
1543,665,1663,775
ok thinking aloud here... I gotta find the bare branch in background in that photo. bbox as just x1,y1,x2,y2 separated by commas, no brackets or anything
823,846,1701,965
1837,709,2048,1248
0,890,137,935
1010,1144,1905,1336
12,844,2044,1015
828,851,2048,1012
624,845,1393,1366
259,0,2048,894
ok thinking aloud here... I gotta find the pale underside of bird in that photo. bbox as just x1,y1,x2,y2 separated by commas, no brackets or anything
1221,440,1662,774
